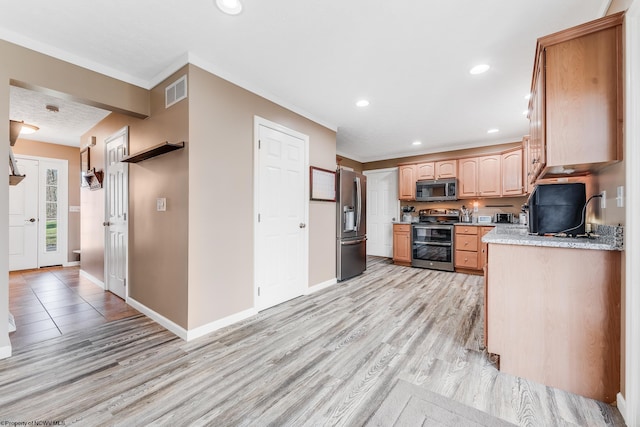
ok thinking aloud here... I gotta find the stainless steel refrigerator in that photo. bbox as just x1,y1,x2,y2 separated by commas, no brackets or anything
336,169,367,281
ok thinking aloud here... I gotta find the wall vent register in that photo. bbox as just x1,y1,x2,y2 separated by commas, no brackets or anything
165,75,188,108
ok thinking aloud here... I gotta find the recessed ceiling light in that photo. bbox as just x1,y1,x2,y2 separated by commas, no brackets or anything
216,0,242,15
19,123,39,135
522,110,529,116
412,141,422,146
487,128,499,134
470,64,490,75
356,99,370,107
524,94,531,100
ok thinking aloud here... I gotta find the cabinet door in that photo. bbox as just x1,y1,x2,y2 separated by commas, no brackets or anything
528,56,546,182
398,165,416,200
501,149,523,196
435,160,457,179
393,225,411,263
457,158,478,198
479,226,494,269
416,162,435,180
545,26,620,168
478,155,501,197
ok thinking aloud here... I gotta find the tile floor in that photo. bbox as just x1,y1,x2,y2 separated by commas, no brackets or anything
9,266,139,349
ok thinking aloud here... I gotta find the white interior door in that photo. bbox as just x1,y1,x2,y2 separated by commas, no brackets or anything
9,158,39,271
364,168,399,257
104,128,128,300
255,118,308,311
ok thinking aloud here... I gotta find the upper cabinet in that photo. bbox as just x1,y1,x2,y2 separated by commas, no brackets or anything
528,12,624,181
501,149,524,196
398,164,417,200
415,160,457,180
477,155,501,197
416,162,435,180
458,158,478,198
435,160,457,179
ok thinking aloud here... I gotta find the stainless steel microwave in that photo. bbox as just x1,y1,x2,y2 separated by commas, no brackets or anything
416,178,457,202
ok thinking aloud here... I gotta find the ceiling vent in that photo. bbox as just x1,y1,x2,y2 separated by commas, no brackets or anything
165,75,187,109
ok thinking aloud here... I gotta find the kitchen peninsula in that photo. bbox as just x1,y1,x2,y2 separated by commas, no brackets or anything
483,226,623,402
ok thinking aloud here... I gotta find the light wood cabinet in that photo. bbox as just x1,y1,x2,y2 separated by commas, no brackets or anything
416,162,435,180
528,12,623,181
416,160,457,180
435,160,457,179
501,149,524,196
454,225,480,271
459,155,502,198
398,165,416,201
477,155,501,197
455,225,494,274
458,158,478,198
487,243,621,402
393,224,412,266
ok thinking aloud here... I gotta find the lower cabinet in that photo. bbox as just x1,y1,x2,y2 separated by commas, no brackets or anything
393,223,412,266
454,225,494,274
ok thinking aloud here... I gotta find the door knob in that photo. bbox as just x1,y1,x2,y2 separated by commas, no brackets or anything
299,223,306,228
25,218,36,223
103,221,111,226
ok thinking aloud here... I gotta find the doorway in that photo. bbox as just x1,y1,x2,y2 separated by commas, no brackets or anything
9,155,68,271
103,127,129,300
363,168,399,258
254,116,309,311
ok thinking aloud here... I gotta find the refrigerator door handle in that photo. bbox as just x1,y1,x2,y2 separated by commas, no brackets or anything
341,238,367,246
355,176,362,232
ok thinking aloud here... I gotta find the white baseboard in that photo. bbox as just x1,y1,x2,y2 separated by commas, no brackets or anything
0,344,12,360
616,392,627,423
127,297,257,342
127,297,188,340
79,269,105,289
63,261,80,267
305,278,338,295
186,308,258,341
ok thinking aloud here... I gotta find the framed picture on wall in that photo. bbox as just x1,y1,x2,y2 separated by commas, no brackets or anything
310,166,336,201
80,147,90,187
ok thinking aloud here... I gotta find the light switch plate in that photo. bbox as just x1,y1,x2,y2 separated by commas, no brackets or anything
157,198,166,212
617,186,624,208
600,191,606,209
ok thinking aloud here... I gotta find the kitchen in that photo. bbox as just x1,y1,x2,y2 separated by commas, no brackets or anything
337,8,628,417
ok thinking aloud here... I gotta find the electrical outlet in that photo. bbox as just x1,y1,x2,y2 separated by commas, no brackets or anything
600,191,606,209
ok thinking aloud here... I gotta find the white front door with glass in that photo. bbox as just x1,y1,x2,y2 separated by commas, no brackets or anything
9,156,68,271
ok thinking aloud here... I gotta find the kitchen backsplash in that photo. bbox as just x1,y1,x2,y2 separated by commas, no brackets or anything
400,196,528,222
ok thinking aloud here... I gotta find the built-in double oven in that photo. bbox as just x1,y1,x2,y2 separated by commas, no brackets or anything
411,223,455,271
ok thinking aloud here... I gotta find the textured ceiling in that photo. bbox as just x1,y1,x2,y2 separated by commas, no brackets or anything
1,0,610,159
10,86,110,147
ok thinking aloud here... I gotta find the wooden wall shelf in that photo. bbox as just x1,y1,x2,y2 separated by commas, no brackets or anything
121,141,185,163
9,175,25,186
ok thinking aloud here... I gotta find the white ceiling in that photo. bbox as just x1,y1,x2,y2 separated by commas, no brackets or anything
1,0,610,161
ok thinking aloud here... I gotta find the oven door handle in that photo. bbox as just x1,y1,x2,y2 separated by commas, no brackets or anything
413,241,452,247
413,225,454,230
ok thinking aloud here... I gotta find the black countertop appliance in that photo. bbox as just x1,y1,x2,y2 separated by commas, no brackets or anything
528,183,586,236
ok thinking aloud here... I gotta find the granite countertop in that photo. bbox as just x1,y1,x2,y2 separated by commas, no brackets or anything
482,224,624,251
454,222,516,227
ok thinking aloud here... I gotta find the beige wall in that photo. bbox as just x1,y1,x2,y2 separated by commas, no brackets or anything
12,139,81,263
337,156,363,173
1,38,150,356
80,67,190,328
187,65,337,329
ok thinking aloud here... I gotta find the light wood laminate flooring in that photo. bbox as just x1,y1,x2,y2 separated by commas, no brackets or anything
0,258,624,426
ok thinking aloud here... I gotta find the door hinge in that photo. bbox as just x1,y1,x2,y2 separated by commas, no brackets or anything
124,213,127,221
258,140,261,149
258,287,260,296
258,213,261,222
124,278,127,287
